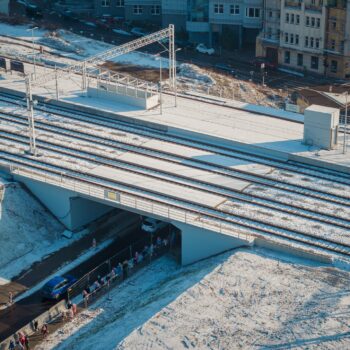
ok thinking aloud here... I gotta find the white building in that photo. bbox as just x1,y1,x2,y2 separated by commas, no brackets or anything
279,0,326,74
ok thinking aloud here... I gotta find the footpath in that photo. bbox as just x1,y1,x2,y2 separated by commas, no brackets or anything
0,210,142,344
0,210,129,307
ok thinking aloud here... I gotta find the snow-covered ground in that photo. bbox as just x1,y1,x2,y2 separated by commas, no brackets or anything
35,248,350,350
0,21,287,108
0,176,87,283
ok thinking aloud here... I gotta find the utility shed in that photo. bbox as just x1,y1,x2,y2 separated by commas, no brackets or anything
303,105,339,150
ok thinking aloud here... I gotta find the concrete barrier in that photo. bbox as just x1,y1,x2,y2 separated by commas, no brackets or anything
254,238,333,264
0,300,67,349
0,86,168,133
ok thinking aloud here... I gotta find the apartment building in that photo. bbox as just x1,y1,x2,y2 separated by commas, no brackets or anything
183,0,263,48
255,0,281,61
93,0,162,25
91,0,263,48
257,0,350,78
280,0,327,75
324,0,350,78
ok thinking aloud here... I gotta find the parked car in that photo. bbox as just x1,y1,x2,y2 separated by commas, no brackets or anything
42,275,77,300
250,57,277,70
141,217,167,234
175,39,194,50
196,43,215,55
214,63,235,75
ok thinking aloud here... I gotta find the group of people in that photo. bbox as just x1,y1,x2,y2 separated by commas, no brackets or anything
82,236,170,305
8,332,29,350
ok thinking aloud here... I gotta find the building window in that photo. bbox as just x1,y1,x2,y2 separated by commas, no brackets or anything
311,0,316,4
310,37,314,47
230,4,240,14
306,16,310,26
296,14,300,24
246,7,261,18
214,4,224,14
331,20,336,29
284,51,290,64
285,33,289,43
116,0,124,7
295,34,299,45
297,53,303,66
286,13,289,22
315,38,320,48
305,36,309,47
291,13,294,24
311,17,315,27
331,60,338,73
101,0,110,6
340,40,344,53
331,39,336,50
290,33,294,44
151,5,160,15
316,18,320,28
133,4,143,14
269,10,273,17
311,56,319,69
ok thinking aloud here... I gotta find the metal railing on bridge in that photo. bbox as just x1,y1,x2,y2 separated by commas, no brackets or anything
7,163,253,244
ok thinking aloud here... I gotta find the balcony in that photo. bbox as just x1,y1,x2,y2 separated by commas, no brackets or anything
305,4,322,12
284,0,301,9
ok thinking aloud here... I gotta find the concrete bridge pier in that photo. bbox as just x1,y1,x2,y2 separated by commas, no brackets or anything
174,223,253,265
15,176,114,231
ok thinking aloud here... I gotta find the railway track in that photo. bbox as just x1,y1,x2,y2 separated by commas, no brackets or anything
0,91,349,187
2,148,350,261
1,129,350,232
1,107,350,211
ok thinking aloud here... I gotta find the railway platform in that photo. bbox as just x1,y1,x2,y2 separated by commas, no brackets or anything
0,66,349,175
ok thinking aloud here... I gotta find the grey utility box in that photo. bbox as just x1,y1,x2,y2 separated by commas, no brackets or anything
303,105,339,150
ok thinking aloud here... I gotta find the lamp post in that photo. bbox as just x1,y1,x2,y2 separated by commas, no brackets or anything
155,50,168,115
27,27,38,79
343,91,348,154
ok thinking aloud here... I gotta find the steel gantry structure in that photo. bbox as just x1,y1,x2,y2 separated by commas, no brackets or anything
24,25,176,155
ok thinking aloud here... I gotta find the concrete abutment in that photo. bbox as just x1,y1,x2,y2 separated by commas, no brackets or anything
174,222,253,265
15,176,114,231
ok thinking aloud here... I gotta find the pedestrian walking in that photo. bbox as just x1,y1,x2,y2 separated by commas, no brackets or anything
24,335,30,350
41,324,48,338
8,340,15,350
14,341,23,350
92,238,97,249
33,320,39,332
18,333,25,347
8,291,13,305
72,303,77,316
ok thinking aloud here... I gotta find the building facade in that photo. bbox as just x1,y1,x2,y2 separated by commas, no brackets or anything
256,0,350,78
0,0,9,15
91,0,263,48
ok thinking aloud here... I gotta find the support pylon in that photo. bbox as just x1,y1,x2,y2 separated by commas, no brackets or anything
25,75,37,156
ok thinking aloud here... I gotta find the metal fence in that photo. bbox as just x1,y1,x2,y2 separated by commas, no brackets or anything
67,230,173,308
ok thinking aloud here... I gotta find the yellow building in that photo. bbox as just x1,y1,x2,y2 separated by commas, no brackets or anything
324,0,350,78
256,0,350,78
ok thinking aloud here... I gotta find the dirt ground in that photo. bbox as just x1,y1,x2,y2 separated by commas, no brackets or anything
102,61,286,108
